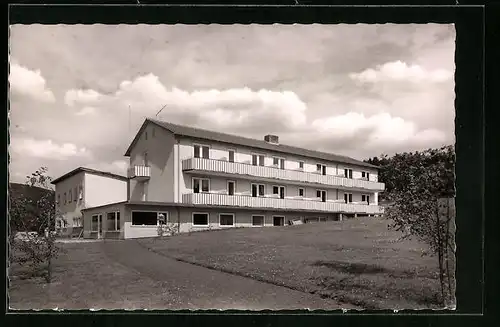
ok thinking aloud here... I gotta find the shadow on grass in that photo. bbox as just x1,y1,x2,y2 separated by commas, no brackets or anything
312,260,389,275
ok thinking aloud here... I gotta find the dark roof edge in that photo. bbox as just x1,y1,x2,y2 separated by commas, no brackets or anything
51,167,128,185
80,201,129,212
149,118,378,169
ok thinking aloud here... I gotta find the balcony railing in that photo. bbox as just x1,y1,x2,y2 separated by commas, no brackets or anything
182,157,385,192
182,192,384,215
127,165,151,180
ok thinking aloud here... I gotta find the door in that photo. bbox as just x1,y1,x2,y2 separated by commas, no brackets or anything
98,214,103,239
227,181,235,196
318,190,326,202
322,165,327,175
279,186,285,199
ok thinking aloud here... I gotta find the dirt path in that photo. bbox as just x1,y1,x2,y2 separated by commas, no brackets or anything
101,240,349,310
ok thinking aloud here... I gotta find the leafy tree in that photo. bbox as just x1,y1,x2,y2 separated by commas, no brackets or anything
9,167,65,283
367,146,456,307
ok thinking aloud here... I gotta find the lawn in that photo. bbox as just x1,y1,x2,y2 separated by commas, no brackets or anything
8,242,187,310
138,217,443,310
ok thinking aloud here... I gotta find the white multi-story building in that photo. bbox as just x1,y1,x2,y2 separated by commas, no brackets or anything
81,118,385,239
51,167,128,236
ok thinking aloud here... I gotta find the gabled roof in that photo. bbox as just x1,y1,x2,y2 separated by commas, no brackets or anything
124,118,378,169
51,167,128,185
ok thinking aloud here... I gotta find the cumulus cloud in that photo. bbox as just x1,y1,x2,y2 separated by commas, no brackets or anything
9,63,55,102
349,60,453,84
75,106,97,116
65,89,102,107
311,112,446,147
66,73,308,133
10,137,92,161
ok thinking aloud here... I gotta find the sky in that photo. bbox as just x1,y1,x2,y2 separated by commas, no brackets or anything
8,24,456,183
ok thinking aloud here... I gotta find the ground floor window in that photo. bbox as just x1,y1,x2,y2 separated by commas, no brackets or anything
192,213,209,226
219,213,234,226
252,215,264,226
91,215,99,231
73,216,82,227
132,211,158,226
273,216,285,226
107,212,121,231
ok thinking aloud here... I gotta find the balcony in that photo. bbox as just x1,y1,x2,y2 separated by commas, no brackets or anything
182,158,385,192
127,165,151,181
182,192,384,215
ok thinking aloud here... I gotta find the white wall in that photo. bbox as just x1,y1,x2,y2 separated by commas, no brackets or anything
84,173,127,208
54,172,85,227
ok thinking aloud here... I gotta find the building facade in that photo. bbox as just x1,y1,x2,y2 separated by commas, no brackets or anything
81,118,385,239
51,167,128,237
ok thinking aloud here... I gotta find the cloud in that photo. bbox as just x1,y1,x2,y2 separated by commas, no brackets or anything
75,106,97,116
10,137,92,161
310,112,447,151
9,63,55,102
67,73,308,134
349,60,453,84
64,89,102,107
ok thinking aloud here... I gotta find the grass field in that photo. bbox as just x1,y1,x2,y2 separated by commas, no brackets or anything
9,217,445,310
138,217,442,309
8,242,183,310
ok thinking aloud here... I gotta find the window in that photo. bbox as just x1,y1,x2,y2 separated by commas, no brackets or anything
73,217,82,227
219,213,235,226
344,193,353,203
69,190,72,203
158,212,168,225
144,152,148,166
344,169,353,179
193,213,209,226
227,181,235,196
273,185,285,199
252,154,265,166
194,144,210,159
107,212,120,231
362,195,370,204
299,161,304,169
298,188,304,197
228,150,235,163
317,190,327,202
272,157,285,169
57,194,60,205
252,215,264,226
64,192,67,204
145,131,148,140
91,215,99,231
193,178,210,193
251,183,265,197
79,185,83,201
317,164,326,175
74,187,77,202
132,211,158,226
361,171,370,180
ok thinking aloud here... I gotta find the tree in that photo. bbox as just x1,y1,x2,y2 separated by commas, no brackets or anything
375,146,456,307
9,167,65,283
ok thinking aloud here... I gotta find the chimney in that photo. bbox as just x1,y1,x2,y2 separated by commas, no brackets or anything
264,134,279,144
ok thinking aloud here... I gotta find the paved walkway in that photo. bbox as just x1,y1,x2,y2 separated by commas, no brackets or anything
101,240,347,311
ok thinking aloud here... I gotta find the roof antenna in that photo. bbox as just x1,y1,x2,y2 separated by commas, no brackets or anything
155,104,167,119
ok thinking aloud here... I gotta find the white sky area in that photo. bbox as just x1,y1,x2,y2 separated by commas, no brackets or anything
9,24,455,182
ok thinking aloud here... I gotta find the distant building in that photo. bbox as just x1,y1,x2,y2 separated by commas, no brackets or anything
50,167,127,236
78,118,385,239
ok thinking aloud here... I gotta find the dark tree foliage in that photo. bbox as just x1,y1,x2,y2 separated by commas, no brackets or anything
365,145,456,307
